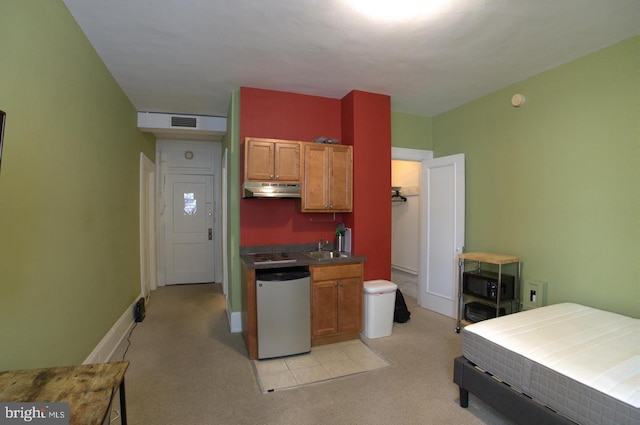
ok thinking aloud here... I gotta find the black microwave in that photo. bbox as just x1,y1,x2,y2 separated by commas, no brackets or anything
463,271,515,301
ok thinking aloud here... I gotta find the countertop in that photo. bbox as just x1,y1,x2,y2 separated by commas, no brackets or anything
240,243,367,269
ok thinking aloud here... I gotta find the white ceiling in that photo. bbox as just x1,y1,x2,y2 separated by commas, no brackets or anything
62,0,638,118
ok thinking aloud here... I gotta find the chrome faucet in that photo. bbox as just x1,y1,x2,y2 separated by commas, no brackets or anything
318,238,330,251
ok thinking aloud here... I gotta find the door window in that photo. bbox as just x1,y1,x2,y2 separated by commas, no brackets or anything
184,192,197,215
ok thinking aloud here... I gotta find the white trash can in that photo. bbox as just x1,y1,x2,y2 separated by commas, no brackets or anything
362,280,398,339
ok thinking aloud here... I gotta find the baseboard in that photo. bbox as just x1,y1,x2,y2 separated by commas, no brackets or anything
391,269,418,299
84,294,142,364
227,297,242,333
401,284,417,299
229,311,242,333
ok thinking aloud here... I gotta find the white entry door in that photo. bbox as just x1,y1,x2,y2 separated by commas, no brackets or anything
164,174,215,284
419,154,465,318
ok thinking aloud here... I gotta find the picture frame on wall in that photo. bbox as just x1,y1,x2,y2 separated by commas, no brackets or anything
0,110,5,173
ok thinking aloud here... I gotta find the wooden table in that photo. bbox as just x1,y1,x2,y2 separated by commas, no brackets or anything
0,361,129,425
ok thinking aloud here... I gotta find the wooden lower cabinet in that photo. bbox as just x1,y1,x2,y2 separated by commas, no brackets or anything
310,263,363,346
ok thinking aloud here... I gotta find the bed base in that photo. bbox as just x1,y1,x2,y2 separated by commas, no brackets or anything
453,356,577,425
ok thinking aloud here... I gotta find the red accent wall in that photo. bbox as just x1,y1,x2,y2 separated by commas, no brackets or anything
239,87,343,246
341,91,392,281
239,87,392,282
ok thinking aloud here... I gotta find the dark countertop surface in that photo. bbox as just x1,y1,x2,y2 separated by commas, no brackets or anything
240,243,367,269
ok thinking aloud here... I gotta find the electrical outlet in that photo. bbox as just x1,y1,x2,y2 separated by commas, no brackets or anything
523,279,547,310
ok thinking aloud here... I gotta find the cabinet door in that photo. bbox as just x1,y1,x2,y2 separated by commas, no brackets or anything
245,140,275,181
337,277,362,333
274,142,301,181
302,144,330,211
311,280,338,337
329,146,353,212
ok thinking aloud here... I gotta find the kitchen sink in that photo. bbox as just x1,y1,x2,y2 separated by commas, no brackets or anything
305,250,346,260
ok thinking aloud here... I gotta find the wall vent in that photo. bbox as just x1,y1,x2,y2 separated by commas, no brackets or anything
171,116,197,128
137,112,227,141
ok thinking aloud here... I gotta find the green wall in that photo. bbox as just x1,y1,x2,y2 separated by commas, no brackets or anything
391,112,433,150
433,37,639,317
0,1,155,370
222,90,243,313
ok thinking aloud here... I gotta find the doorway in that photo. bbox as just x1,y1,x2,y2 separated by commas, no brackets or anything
391,148,465,319
391,148,432,300
156,140,222,286
391,159,421,299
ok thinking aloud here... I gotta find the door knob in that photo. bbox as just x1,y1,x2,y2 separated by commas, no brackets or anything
208,228,212,240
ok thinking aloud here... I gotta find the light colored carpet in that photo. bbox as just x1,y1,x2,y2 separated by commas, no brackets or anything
111,282,516,425
252,339,392,392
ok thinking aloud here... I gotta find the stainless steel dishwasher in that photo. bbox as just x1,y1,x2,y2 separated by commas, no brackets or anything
256,267,311,359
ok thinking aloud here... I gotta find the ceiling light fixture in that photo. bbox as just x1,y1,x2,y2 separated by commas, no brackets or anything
344,0,451,21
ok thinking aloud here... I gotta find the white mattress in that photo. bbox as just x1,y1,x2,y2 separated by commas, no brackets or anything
462,303,640,425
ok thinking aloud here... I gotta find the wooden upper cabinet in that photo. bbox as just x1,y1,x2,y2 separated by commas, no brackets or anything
329,145,353,211
301,144,330,210
244,138,301,182
301,144,353,212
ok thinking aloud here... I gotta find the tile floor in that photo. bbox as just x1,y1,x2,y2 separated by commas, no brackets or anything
252,339,391,392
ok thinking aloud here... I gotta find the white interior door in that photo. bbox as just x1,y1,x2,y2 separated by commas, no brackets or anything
164,174,215,284
419,154,465,318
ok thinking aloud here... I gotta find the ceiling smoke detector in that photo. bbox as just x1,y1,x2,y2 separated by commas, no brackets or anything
511,94,526,107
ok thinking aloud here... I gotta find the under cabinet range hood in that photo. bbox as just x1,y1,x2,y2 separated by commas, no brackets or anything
242,182,301,198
